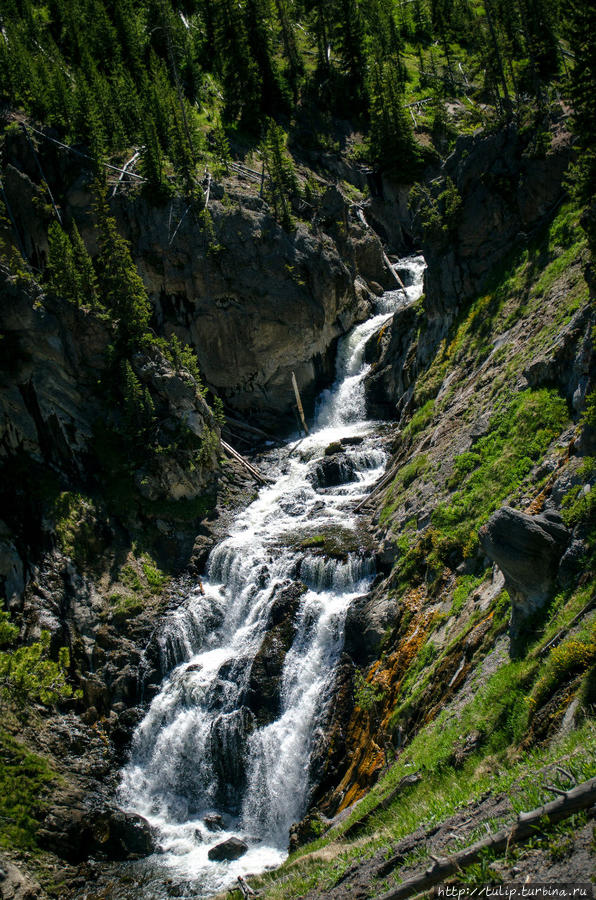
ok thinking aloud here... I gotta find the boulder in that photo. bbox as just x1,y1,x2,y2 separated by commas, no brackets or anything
344,590,401,665
207,836,248,862
203,814,224,832
309,454,356,488
88,808,157,860
478,506,570,644
0,856,42,900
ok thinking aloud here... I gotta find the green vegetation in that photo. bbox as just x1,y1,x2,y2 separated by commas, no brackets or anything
0,0,582,196
0,614,74,711
435,388,568,554
392,388,569,583
0,729,56,850
255,557,596,897
255,724,596,898
52,491,102,568
564,0,596,253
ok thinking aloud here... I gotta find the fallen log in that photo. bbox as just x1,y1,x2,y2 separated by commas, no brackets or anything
376,776,596,900
292,372,309,436
353,463,400,513
237,874,257,897
111,149,141,197
220,439,271,486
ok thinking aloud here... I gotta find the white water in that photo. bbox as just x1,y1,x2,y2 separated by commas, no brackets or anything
118,255,425,897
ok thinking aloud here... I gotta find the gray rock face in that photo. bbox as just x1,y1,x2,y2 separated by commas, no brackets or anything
207,836,248,861
478,506,570,643
364,121,576,418
344,588,401,665
109,190,375,430
364,303,419,420
420,124,572,337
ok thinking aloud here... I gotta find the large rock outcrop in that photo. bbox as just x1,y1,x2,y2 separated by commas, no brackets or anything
1,125,393,431
479,506,570,645
365,119,575,419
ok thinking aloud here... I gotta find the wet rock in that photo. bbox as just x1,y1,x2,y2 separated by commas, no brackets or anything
325,440,343,456
207,836,248,861
209,707,255,811
89,809,157,860
364,304,419,419
479,506,570,645
289,810,327,851
203,814,224,832
310,454,356,488
245,581,305,725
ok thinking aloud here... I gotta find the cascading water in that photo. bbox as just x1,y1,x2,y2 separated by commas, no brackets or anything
118,255,426,897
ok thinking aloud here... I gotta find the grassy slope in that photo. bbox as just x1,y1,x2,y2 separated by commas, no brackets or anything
241,202,595,899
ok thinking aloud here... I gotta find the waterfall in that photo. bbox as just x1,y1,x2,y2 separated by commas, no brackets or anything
118,255,426,897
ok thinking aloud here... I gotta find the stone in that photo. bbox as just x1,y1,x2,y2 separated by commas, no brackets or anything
478,506,570,645
203,814,224,832
324,440,343,456
245,581,304,724
309,454,356,488
557,539,587,589
344,589,401,665
89,808,157,860
207,836,248,862
0,856,42,899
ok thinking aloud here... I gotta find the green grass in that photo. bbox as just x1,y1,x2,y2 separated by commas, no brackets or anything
450,571,488,616
51,491,103,569
256,721,596,899
0,729,57,851
431,387,569,562
141,556,168,592
381,457,430,524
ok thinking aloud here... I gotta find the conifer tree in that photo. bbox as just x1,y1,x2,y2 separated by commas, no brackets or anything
274,0,303,102
367,53,422,178
94,192,151,346
47,222,79,304
70,221,98,307
564,0,596,253
261,118,299,229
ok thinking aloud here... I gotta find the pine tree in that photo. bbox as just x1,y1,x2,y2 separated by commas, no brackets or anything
70,221,99,307
244,0,287,117
564,0,596,253
94,192,152,346
334,0,366,100
274,0,303,102
46,222,79,304
141,116,169,200
261,118,299,229
367,53,423,179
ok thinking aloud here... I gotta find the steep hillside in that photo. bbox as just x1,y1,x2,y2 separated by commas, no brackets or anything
242,133,596,900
